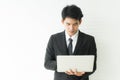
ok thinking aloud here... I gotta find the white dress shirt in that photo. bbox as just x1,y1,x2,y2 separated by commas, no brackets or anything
65,30,79,53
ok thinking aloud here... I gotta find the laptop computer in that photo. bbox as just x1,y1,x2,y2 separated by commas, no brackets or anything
57,55,94,72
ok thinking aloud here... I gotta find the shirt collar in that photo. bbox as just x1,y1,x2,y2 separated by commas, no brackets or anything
65,30,79,41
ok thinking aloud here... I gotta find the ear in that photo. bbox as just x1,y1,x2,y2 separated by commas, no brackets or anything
79,19,82,24
61,19,64,24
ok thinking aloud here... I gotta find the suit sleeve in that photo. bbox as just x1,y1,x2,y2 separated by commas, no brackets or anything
44,35,57,71
82,37,97,78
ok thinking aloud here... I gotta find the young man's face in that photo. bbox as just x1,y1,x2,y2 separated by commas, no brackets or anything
62,17,82,37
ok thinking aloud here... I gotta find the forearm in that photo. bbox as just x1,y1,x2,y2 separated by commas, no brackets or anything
44,60,57,71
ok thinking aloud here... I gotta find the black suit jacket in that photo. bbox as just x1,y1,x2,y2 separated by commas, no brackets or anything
44,31,97,80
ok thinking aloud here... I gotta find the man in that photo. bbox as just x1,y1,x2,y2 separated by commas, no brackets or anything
44,4,97,80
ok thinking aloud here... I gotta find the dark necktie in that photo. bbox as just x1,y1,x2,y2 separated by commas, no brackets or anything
68,38,73,55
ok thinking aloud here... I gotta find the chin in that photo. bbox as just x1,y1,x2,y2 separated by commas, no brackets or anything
68,31,75,36
69,32,75,36
71,31,75,34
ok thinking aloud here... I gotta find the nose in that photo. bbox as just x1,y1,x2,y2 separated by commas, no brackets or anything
69,25,74,30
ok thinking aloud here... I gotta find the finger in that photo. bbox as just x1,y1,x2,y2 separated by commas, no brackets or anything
72,68,77,75
81,72,85,74
65,70,73,75
65,71,70,74
69,69,74,74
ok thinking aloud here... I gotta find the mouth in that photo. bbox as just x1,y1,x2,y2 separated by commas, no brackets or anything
69,31,74,33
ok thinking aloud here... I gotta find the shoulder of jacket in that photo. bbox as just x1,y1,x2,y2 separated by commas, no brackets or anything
51,31,64,37
80,31,95,39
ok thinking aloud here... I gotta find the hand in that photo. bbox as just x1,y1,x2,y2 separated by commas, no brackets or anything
65,69,85,76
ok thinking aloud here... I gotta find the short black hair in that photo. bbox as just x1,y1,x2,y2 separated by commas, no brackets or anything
62,5,83,20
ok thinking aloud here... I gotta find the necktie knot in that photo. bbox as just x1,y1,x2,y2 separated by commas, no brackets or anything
69,38,73,42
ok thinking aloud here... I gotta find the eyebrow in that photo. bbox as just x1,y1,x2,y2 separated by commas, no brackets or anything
66,22,78,24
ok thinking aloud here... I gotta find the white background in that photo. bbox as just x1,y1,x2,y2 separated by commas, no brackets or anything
0,0,120,80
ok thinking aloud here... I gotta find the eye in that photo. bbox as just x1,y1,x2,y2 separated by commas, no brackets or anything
73,23,78,26
66,23,70,26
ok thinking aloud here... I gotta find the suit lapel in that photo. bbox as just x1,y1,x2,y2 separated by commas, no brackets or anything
58,31,68,55
73,31,83,55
